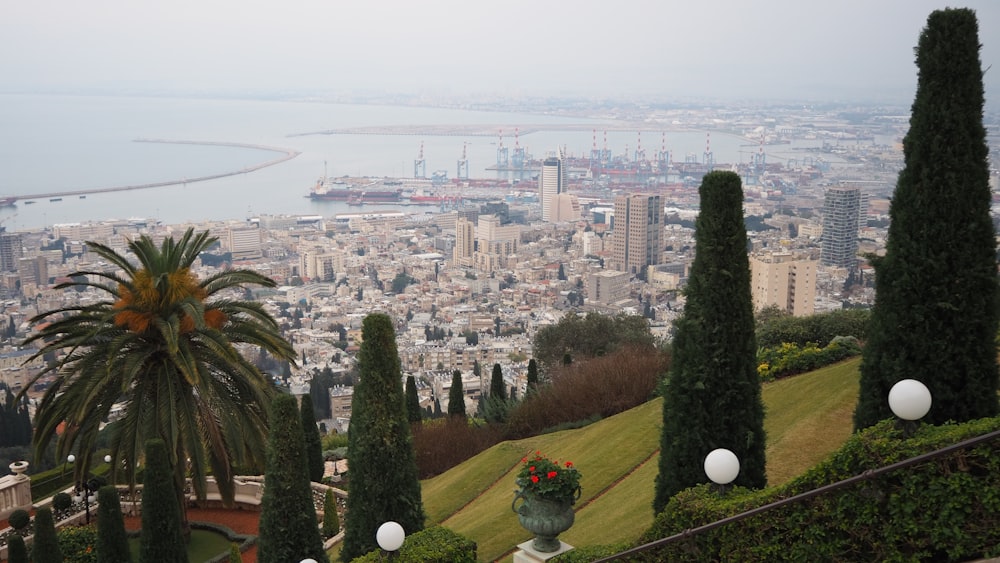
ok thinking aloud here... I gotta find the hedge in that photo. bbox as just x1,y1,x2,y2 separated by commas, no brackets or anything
554,416,1000,562
349,526,476,562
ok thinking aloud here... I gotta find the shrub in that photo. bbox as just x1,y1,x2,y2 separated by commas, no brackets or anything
349,526,477,562
96,485,130,563
577,416,1000,562
7,534,28,563
412,418,505,479
58,524,98,563
8,508,30,530
756,337,861,381
52,492,73,512
756,309,869,349
31,507,63,563
228,543,241,563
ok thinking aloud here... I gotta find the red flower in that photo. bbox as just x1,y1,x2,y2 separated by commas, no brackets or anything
529,466,536,472
547,471,558,479
565,461,573,468
531,475,539,483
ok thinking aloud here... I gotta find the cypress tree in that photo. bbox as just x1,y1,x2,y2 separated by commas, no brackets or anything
321,488,340,537
31,507,63,563
405,375,422,424
7,533,28,563
341,313,425,561
139,439,187,563
97,485,131,563
258,393,328,563
300,394,325,483
448,370,466,419
490,364,506,400
526,359,539,394
654,171,766,513
854,8,999,430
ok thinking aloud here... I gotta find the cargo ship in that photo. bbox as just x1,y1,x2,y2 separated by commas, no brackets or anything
309,177,403,202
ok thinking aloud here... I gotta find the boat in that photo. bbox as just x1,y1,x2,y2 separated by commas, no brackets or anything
50,198,62,202
309,177,403,203
0,196,16,207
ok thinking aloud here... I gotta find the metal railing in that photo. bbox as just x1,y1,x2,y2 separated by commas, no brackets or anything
594,427,1000,562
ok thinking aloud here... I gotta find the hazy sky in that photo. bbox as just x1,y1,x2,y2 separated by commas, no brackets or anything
4,1,999,105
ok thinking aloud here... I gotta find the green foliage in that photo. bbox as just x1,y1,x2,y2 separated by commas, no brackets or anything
0,382,32,447
31,507,63,563
228,543,241,563
348,526,477,563
322,488,340,538
96,485,130,563
20,228,294,514
514,452,581,500
756,337,861,381
629,417,1000,562
310,367,336,419
489,364,506,400
856,9,999,430
7,534,28,563
258,394,328,563
755,309,869,349
405,376,422,425
139,439,187,563
52,492,72,512
656,171,766,513
300,395,325,483
447,370,466,419
8,508,30,530
341,313,425,561
58,524,98,563
532,312,655,373
526,359,539,394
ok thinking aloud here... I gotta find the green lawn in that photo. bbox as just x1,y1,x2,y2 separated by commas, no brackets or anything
422,358,862,562
128,528,234,562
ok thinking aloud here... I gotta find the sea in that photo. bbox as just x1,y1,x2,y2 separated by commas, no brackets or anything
0,94,813,232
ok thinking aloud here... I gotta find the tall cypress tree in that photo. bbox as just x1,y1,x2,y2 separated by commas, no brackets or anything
854,8,999,430
97,485,131,563
654,171,766,513
405,375,422,424
31,507,62,563
139,439,187,563
258,393,328,563
300,395,325,483
490,364,506,400
526,359,539,394
7,533,28,563
448,370,466,419
341,313,425,561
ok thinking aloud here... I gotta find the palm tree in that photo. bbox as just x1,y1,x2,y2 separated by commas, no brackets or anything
20,228,294,531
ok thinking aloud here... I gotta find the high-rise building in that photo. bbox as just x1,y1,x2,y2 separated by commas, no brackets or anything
611,194,663,275
821,186,861,267
453,217,475,267
538,151,566,222
750,252,817,316
227,226,263,261
0,233,22,272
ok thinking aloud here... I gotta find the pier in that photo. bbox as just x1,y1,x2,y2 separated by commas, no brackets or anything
4,139,300,203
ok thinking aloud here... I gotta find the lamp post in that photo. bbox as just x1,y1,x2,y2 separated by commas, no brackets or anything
888,379,932,437
704,448,740,495
376,521,405,559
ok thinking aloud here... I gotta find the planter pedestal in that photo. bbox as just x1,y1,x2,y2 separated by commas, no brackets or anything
513,540,574,562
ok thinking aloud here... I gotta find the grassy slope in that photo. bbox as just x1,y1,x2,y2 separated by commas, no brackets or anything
422,357,862,562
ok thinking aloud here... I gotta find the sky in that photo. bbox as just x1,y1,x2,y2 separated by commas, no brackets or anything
3,1,1000,106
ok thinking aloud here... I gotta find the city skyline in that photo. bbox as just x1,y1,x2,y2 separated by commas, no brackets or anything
4,1,1000,106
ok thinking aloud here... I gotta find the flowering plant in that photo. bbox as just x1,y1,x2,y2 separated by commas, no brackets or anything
515,451,581,501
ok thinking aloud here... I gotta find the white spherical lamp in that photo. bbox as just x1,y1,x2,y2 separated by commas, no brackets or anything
300,559,319,563
66,454,76,464
104,454,112,464
888,379,932,421
376,521,406,552
703,448,740,485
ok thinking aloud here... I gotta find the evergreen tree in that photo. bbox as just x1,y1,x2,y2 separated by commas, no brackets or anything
447,370,466,419
300,395,325,483
32,507,63,563
341,314,425,561
7,533,28,563
139,439,187,563
405,375,422,424
258,393,328,563
654,171,766,513
97,485,131,563
321,488,340,538
310,367,336,419
489,364,506,400
855,8,999,430
526,359,539,394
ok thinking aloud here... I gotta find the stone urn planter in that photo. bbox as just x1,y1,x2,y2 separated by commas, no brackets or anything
512,490,578,552
8,461,29,478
